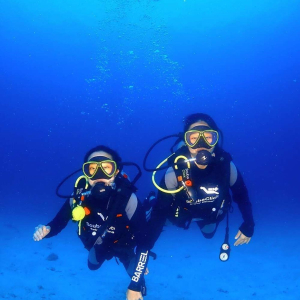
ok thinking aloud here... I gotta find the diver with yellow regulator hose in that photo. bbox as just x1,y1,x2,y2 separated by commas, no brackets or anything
33,145,150,300
143,113,255,262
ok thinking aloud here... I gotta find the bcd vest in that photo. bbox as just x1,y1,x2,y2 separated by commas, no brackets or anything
72,175,135,250
167,146,232,228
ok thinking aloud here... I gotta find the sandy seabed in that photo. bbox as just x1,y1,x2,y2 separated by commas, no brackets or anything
1,209,299,300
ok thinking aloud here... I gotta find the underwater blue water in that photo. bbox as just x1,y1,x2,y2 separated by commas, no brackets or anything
0,0,300,298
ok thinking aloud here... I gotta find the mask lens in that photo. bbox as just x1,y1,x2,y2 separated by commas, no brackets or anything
203,130,218,146
185,131,200,147
100,161,116,177
83,162,99,178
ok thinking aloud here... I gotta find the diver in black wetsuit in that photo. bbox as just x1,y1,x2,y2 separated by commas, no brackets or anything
33,145,148,300
145,113,255,258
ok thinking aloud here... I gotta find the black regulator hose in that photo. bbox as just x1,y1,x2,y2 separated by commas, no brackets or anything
122,162,142,186
143,134,180,172
56,168,82,198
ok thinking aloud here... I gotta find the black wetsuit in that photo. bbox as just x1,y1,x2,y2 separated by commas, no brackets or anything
45,182,148,293
146,147,255,249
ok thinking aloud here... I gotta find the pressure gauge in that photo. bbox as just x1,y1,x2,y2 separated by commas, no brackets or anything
221,243,229,251
219,243,230,262
219,252,229,262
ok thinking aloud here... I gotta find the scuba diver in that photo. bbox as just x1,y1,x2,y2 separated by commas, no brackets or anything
33,145,149,300
143,113,255,261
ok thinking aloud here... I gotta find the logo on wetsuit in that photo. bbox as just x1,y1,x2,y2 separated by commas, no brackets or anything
86,222,101,231
132,251,148,283
194,195,219,204
186,185,219,205
200,186,219,195
107,226,115,234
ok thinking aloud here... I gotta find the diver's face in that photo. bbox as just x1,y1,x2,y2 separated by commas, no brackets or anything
87,151,119,186
187,121,215,157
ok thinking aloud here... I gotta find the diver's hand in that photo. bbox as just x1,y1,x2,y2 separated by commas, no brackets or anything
234,230,251,246
126,289,143,300
33,225,50,241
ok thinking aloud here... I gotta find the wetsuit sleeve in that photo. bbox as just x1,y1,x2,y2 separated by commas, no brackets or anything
45,199,72,238
125,194,149,292
230,164,255,237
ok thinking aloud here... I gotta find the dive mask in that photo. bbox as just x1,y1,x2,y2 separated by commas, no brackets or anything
83,156,117,180
184,126,219,149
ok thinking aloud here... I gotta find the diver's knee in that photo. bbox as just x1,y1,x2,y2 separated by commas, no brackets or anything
88,261,100,270
201,231,215,239
200,223,217,239
88,246,101,270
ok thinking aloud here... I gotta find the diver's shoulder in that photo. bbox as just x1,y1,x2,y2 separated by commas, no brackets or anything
215,147,232,162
